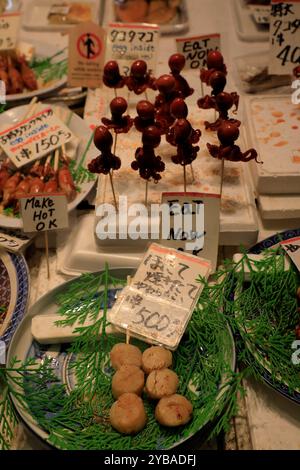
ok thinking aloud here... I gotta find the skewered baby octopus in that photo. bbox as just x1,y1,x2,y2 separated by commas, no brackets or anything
126,60,156,95
200,50,227,86
168,53,194,99
204,91,240,131
197,70,227,110
103,60,125,89
134,100,165,134
102,97,133,134
7,56,23,94
131,125,165,182
167,98,201,146
0,161,11,197
88,126,121,175
154,74,179,130
207,121,260,163
171,119,200,166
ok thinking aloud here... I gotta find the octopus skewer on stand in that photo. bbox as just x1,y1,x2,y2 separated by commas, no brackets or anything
167,98,201,182
154,74,179,132
197,70,227,111
102,96,133,156
126,60,156,101
131,126,165,206
207,121,260,196
88,126,121,209
170,119,200,192
134,100,164,134
200,50,227,88
103,60,125,97
204,91,240,131
168,53,194,99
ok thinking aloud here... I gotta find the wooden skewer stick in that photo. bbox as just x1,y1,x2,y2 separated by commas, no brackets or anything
114,88,117,98
220,158,225,197
126,275,132,344
201,81,204,98
145,179,149,207
109,170,118,210
144,90,149,101
45,231,50,280
190,163,195,182
183,165,187,193
113,132,118,157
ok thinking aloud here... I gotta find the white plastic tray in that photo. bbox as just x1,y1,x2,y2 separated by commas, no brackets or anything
232,0,269,42
22,0,101,32
245,95,300,195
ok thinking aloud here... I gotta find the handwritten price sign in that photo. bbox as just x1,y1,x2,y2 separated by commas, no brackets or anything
0,13,21,51
0,108,74,168
106,23,160,76
269,0,300,74
20,194,69,233
108,243,211,350
176,34,221,70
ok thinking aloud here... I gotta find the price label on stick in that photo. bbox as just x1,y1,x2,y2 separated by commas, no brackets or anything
20,194,69,233
106,23,160,77
269,0,300,75
0,13,21,52
0,228,33,252
176,34,221,70
160,192,221,272
68,21,106,88
108,243,211,350
0,107,74,168
281,236,300,271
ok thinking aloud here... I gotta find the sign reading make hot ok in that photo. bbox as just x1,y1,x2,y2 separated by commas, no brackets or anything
20,194,69,233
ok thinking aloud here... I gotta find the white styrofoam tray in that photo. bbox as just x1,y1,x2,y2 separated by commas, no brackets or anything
245,95,300,195
258,194,300,220
232,0,269,42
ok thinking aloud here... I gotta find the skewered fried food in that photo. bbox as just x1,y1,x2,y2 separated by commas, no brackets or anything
145,369,179,400
155,394,193,427
112,365,145,399
141,346,172,374
110,343,142,370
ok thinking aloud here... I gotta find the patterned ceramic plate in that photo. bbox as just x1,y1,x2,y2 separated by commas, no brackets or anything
235,229,300,405
7,269,236,450
0,248,29,347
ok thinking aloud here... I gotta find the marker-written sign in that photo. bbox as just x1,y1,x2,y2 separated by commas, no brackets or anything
108,243,211,350
0,108,74,168
20,194,69,233
269,0,300,75
68,21,106,88
0,13,21,51
281,236,300,271
176,34,221,70
160,192,221,272
106,23,160,76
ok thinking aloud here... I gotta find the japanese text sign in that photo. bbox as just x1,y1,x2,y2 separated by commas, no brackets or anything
108,243,211,350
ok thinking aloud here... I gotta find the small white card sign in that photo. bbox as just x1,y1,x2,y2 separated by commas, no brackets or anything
176,34,221,70
160,192,221,272
0,108,74,168
0,13,21,51
106,22,160,76
20,194,69,233
108,243,211,350
281,236,300,271
68,22,106,89
269,0,300,75
0,229,33,252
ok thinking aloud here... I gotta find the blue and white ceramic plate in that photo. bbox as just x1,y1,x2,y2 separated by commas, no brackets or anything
0,249,29,348
245,229,300,405
8,269,235,449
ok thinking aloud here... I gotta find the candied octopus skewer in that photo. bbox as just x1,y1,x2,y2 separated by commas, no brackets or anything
2,172,21,207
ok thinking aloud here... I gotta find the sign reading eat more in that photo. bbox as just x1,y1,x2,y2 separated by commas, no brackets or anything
0,13,21,51
20,194,69,233
176,34,221,69
0,108,74,168
269,0,300,75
